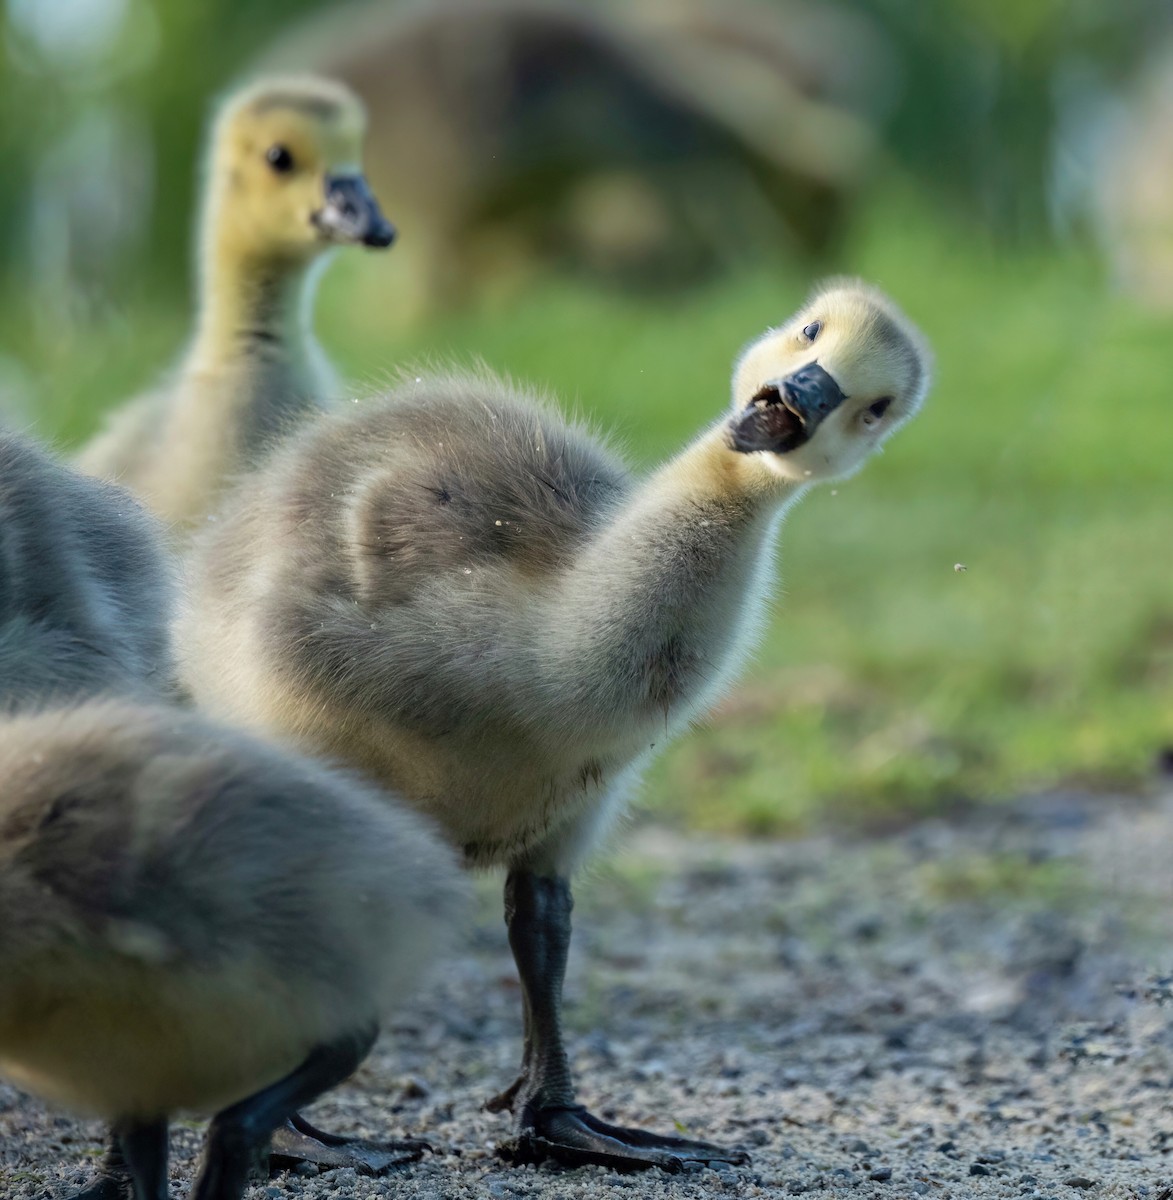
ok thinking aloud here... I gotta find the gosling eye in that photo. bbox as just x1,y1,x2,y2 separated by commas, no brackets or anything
802,321,822,342
862,397,893,426
265,144,295,174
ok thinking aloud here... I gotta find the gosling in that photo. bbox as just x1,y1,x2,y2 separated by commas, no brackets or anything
178,279,931,1171
0,699,465,1200
76,75,394,532
0,433,172,708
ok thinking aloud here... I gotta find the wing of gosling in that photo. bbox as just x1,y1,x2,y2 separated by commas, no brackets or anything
182,371,632,733
0,436,175,708
0,700,467,1075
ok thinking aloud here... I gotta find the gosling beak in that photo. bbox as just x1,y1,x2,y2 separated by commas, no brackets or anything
776,362,847,426
728,362,847,455
313,174,396,248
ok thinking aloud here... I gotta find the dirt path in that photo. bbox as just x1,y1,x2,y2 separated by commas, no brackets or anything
3,789,1172,1199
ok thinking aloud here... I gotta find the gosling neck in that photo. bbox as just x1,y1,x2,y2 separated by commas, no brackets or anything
685,423,810,517
190,225,325,374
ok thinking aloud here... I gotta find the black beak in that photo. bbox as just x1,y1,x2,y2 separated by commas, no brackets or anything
314,174,396,248
728,362,846,455
776,362,846,425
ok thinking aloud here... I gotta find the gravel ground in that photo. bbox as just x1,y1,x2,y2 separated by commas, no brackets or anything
3,787,1172,1200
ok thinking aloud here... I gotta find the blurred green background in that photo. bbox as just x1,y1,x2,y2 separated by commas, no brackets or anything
1,0,1170,834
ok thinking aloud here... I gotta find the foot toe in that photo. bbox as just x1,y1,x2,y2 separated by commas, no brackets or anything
499,1106,750,1173
577,1109,750,1165
269,1118,429,1176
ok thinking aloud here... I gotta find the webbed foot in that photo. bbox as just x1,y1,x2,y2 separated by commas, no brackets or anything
498,1104,751,1173
268,1113,430,1177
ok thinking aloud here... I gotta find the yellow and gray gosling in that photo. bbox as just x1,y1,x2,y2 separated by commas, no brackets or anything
0,699,465,1200
76,75,394,533
177,278,930,1172
2,430,445,1188
0,433,173,709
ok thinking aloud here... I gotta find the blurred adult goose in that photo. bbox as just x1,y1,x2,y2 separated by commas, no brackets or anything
76,75,394,532
178,279,931,1171
0,433,172,708
0,699,465,1200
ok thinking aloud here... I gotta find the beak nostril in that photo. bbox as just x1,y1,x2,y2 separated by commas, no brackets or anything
318,175,393,249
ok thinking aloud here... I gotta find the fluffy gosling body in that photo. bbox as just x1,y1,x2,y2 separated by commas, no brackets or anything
76,76,393,532
0,434,173,709
0,699,465,1200
178,279,930,1170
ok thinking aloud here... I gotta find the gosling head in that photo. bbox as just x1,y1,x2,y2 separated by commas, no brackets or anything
205,75,395,266
728,279,930,483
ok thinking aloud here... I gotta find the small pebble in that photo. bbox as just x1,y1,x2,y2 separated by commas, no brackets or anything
1063,1180,1097,1190
399,1074,430,1100
970,1163,992,1176
869,1167,893,1182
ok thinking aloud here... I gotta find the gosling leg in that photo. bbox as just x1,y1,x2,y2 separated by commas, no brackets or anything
192,1026,376,1200
494,868,750,1173
62,1127,134,1200
114,1119,169,1200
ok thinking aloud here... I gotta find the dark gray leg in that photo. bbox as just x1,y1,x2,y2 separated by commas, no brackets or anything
61,1130,134,1200
485,981,534,1114
494,869,751,1173
114,1119,169,1200
192,1027,377,1200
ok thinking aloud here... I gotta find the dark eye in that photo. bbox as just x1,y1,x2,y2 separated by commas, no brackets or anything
265,144,295,173
867,397,893,419
802,321,822,341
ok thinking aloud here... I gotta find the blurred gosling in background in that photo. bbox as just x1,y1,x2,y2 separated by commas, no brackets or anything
0,699,465,1200
76,76,394,533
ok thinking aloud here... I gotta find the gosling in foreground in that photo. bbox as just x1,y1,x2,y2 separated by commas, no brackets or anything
76,75,394,532
179,279,931,1171
0,700,465,1200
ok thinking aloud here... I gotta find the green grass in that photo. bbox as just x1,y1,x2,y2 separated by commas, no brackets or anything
7,189,1172,834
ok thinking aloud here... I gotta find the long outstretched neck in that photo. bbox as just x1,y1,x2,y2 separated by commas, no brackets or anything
543,425,803,732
